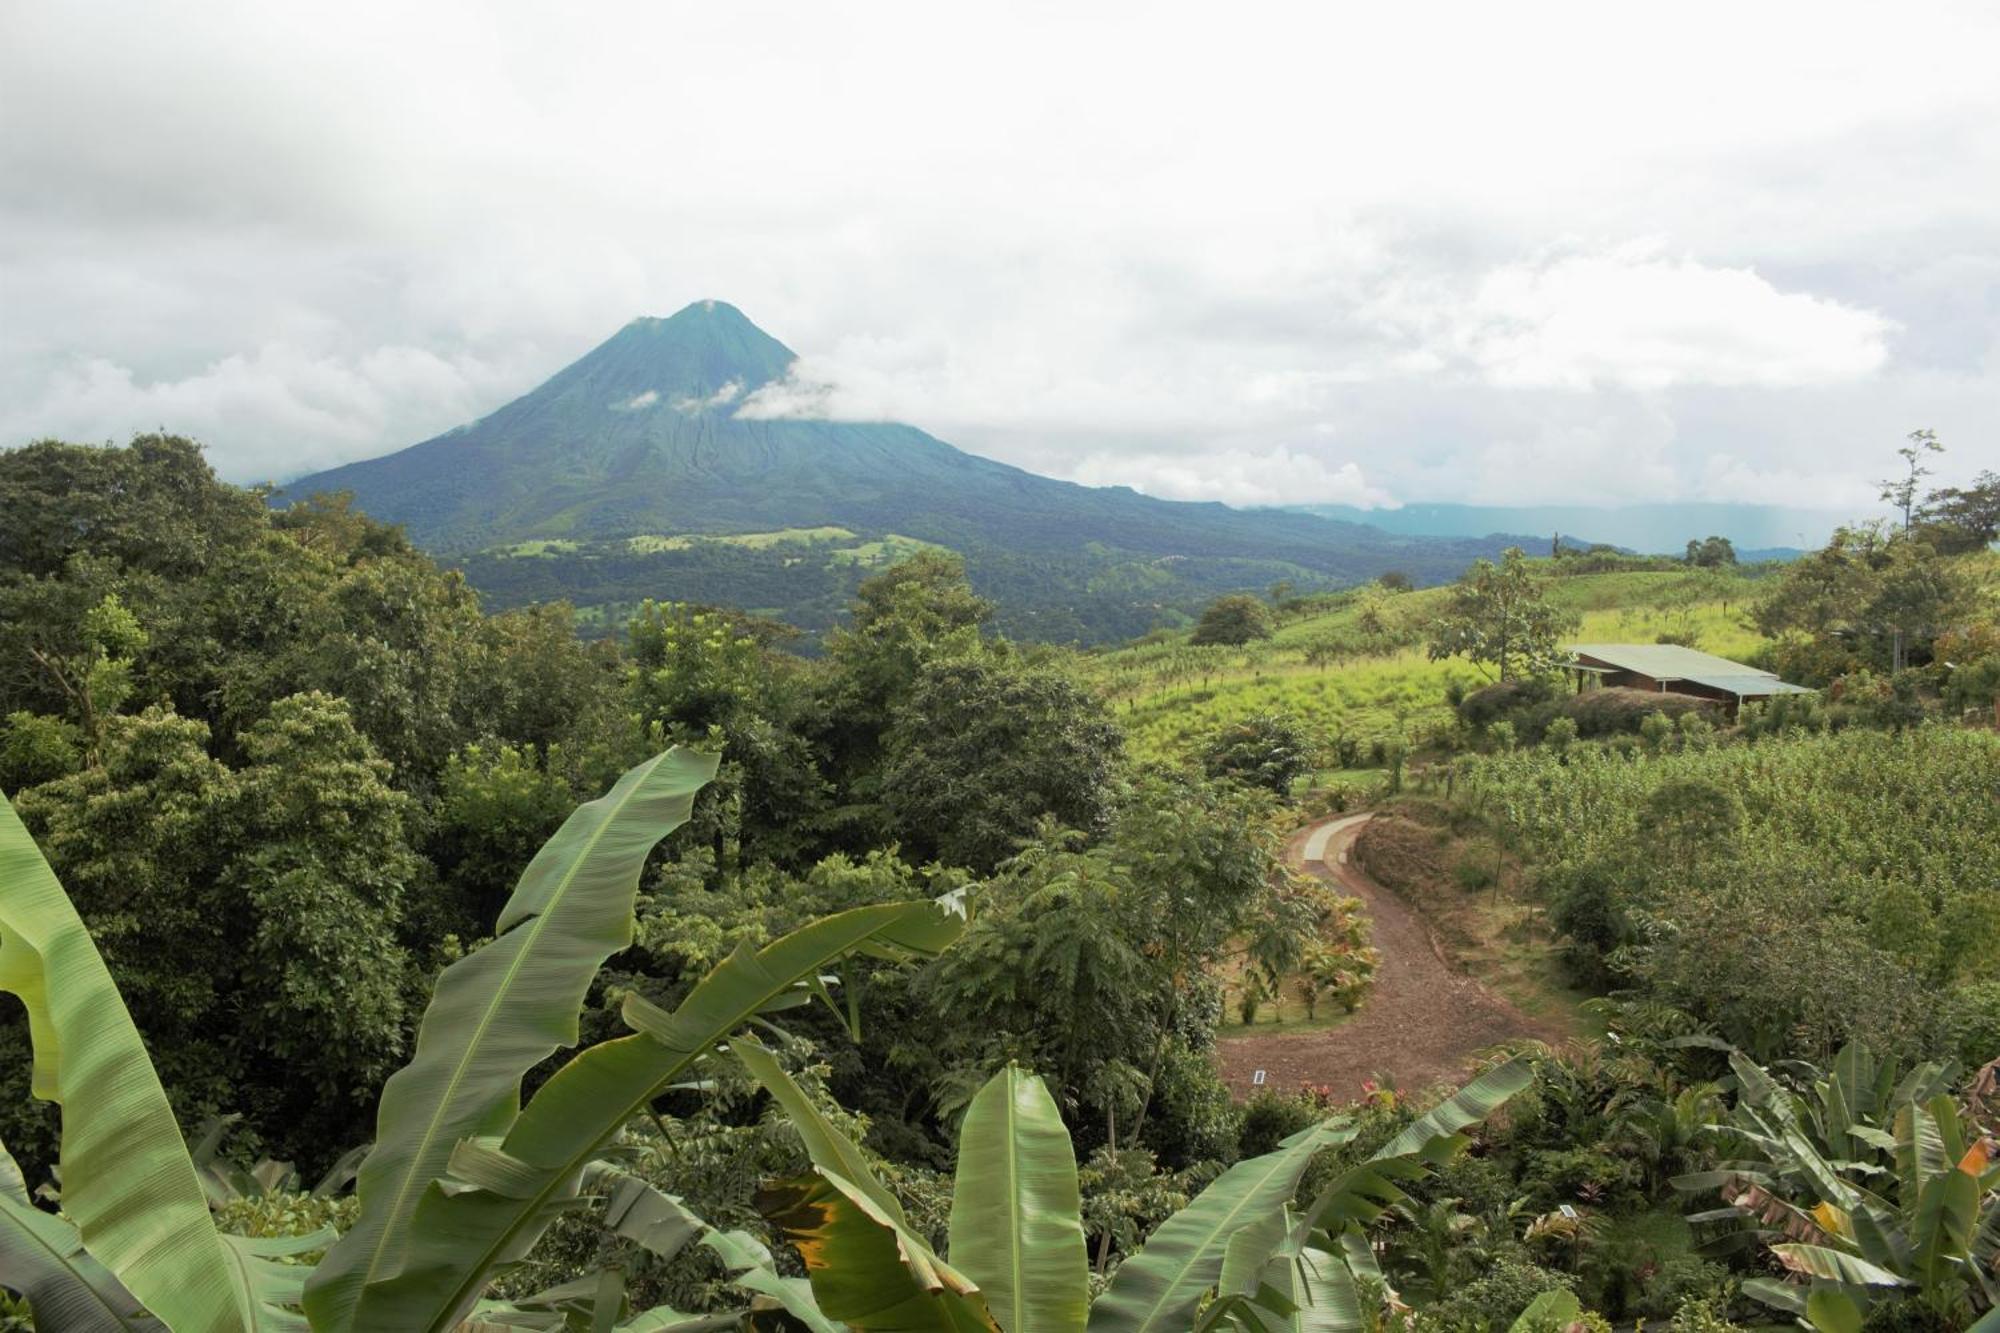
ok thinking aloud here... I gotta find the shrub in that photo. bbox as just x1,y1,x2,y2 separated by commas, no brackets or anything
1201,711,1312,794
1452,853,1496,892
1639,710,1675,750
1144,1036,1243,1167
1457,678,1555,729
1189,594,1272,646
1415,1253,1576,1332
1564,688,1721,738
1945,981,2000,1069
1237,1087,1327,1156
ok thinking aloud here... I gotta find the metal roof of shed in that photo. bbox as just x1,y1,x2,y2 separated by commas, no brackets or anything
1570,643,1779,679
1567,644,1815,698
1677,673,1816,698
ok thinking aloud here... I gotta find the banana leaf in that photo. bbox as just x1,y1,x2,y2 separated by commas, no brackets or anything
702,1229,841,1333
1768,1243,1906,1286
1508,1289,1580,1332
0,1140,161,1331
1805,1286,1865,1333
0,797,249,1330
354,898,965,1333
734,1037,993,1331
1087,1118,1352,1333
947,1064,1088,1333
305,747,720,1333
760,1170,996,1333
1303,1057,1532,1234
1910,1161,1978,1290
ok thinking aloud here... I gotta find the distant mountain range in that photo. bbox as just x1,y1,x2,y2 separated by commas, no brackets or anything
278,302,1543,641
1290,501,1865,559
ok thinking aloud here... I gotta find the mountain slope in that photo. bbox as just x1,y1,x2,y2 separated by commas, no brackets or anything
281,302,1531,640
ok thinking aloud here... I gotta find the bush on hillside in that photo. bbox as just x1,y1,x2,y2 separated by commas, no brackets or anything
1189,594,1272,646
1201,711,1313,793
1457,677,1556,728
1563,688,1721,738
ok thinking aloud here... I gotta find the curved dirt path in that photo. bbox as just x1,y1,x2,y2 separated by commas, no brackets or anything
1216,813,1562,1101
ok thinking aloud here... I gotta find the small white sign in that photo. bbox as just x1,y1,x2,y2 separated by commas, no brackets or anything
1251,1070,1267,1086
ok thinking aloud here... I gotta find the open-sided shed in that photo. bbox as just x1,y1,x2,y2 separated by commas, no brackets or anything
1567,643,1814,717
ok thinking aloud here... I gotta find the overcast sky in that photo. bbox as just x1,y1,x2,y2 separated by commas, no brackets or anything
3,2,1995,510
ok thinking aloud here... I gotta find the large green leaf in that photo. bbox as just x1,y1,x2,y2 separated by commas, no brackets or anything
0,797,248,1331
760,1170,996,1333
702,1229,841,1333
947,1065,1088,1333
353,899,965,1332
1768,1243,1906,1287
1087,1118,1353,1333
1910,1160,1979,1290
220,1230,339,1333
305,747,719,1333
0,1141,161,1331
737,1036,993,1332
589,1162,840,1333
1303,1058,1533,1235
1203,1209,1362,1333
1805,1286,1865,1333
1507,1289,1581,1332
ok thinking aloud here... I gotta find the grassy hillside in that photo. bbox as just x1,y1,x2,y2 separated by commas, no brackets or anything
1083,565,1777,768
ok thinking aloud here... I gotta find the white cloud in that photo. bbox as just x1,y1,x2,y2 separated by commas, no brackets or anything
613,390,659,410
674,380,742,413
3,0,1999,507
1069,448,1395,508
1457,249,1896,390
0,342,522,480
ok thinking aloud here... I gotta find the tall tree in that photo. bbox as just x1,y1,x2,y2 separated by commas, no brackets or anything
1426,547,1578,681
1189,594,1271,647
1879,427,1944,531
880,656,1122,872
1917,469,2000,554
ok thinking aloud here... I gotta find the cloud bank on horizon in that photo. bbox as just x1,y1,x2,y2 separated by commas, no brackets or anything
2,0,1995,512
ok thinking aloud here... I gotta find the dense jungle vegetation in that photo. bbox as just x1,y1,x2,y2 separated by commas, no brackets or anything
1,434,1998,1332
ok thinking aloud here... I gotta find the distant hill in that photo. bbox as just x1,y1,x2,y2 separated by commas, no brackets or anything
1292,501,1864,557
279,302,1535,641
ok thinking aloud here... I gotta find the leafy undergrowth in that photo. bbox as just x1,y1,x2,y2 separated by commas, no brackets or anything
1352,803,1589,1035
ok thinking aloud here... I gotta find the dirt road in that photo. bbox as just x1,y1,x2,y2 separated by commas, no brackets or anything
1216,812,1561,1101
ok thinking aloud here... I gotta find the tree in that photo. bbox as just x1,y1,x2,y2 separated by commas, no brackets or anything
1917,468,2000,554
1201,712,1313,794
1879,427,1944,531
6,695,423,1166
1378,569,1412,591
1189,594,1272,647
817,551,993,792
879,656,1123,872
1426,547,1579,681
1683,536,1736,567
1869,537,1976,671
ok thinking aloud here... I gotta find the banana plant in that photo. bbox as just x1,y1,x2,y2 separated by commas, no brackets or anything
1,746,971,1332
1677,1045,2000,1331
737,1043,1532,1333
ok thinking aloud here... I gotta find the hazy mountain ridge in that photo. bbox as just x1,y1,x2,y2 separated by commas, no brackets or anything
1291,500,1864,556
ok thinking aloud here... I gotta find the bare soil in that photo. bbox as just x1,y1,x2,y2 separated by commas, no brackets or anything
1216,813,1566,1101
